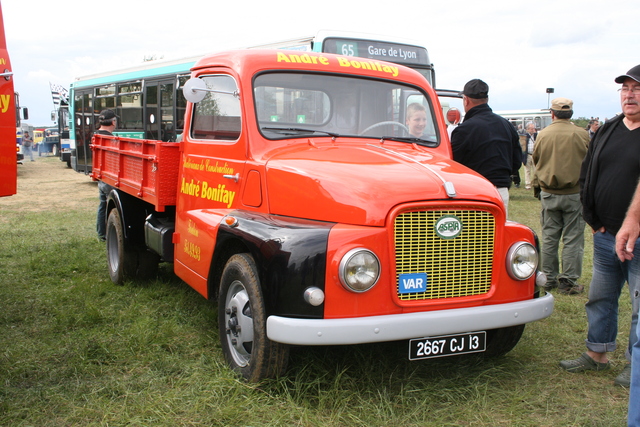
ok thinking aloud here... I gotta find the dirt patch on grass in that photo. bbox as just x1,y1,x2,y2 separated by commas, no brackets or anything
0,157,97,214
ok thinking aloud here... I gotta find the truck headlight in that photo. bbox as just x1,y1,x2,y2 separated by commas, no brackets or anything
506,242,538,280
339,248,380,292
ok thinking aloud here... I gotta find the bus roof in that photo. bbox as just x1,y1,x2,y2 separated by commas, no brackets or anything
72,55,203,89
314,30,426,50
248,30,426,52
248,36,315,51
494,109,551,116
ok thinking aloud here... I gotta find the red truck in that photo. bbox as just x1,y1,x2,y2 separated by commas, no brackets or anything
92,49,553,381
0,3,18,196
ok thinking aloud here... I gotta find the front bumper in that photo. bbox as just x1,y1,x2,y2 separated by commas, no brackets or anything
267,292,554,345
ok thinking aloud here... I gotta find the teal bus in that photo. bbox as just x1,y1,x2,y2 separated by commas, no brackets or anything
69,31,436,174
69,55,199,173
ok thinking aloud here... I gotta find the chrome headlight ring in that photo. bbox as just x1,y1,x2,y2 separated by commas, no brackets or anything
506,241,538,280
338,248,381,293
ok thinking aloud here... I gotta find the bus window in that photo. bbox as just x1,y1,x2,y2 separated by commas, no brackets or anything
145,84,158,140
534,118,541,130
176,75,189,139
117,83,143,131
95,84,116,113
496,110,552,132
160,83,174,141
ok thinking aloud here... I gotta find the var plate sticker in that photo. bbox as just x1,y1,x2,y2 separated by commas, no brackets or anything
399,273,427,293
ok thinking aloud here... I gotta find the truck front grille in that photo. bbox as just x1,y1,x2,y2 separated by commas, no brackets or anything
394,209,495,300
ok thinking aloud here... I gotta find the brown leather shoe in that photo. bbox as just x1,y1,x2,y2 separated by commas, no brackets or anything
559,285,584,295
558,278,584,295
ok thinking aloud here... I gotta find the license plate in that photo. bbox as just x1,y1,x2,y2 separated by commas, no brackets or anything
409,331,486,360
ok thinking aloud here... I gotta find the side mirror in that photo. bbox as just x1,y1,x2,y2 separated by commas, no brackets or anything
182,78,208,103
182,77,240,104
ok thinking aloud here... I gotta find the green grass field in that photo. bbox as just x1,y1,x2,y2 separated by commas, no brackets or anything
0,158,632,426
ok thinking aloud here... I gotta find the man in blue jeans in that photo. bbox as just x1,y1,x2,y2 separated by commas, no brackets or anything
560,64,640,389
615,174,640,424
95,109,117,241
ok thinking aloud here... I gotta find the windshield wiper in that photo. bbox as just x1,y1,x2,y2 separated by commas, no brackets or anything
380,136,438,146
261,127,340,138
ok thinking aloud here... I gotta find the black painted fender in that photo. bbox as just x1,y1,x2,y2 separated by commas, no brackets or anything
106,188,154,247
209,211,335,319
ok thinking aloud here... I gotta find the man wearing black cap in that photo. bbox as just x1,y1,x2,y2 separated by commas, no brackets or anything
560,64,640,390
96,109,117,241
450,79,521,218
532,97,589,296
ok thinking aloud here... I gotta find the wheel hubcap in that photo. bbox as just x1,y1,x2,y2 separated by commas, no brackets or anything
224,281,254,367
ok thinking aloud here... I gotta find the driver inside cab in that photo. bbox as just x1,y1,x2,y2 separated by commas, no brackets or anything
406,103,427,138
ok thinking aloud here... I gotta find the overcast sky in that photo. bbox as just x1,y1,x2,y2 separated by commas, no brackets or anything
4,0,638,126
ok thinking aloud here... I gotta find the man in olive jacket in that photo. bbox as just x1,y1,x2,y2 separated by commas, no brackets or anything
532,97,589,295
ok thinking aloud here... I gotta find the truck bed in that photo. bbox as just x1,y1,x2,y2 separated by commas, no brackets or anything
91,134,180,212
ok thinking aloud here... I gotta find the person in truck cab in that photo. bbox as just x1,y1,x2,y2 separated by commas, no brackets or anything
405,102,428,138
450,79,521,218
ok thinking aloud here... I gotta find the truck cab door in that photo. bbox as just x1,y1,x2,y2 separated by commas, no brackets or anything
174,74,246,294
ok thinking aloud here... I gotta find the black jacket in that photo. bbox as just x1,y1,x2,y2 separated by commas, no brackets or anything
580,114,625,231
451,103,521,188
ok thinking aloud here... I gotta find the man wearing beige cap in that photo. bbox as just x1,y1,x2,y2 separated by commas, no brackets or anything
560,64,640,389
532,97,589,295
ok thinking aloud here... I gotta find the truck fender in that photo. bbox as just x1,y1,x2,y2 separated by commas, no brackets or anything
106,188,153,246
209,211,334,319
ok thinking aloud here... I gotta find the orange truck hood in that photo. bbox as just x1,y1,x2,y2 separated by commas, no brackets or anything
264,142,501,226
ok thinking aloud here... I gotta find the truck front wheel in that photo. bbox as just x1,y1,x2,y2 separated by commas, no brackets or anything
483,324,525,357
218,254,289,382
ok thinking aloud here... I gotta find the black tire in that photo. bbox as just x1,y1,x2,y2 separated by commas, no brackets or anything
483,324,525,357
218,254,289,382
106,209,138,285
106,209,160,284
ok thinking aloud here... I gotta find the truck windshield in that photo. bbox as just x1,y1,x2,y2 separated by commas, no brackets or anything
254,72,439,146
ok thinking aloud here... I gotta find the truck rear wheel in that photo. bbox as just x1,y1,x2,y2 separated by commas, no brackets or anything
218,254,289,382
106,209,137,285
106,209,160,284
483,324,525,357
